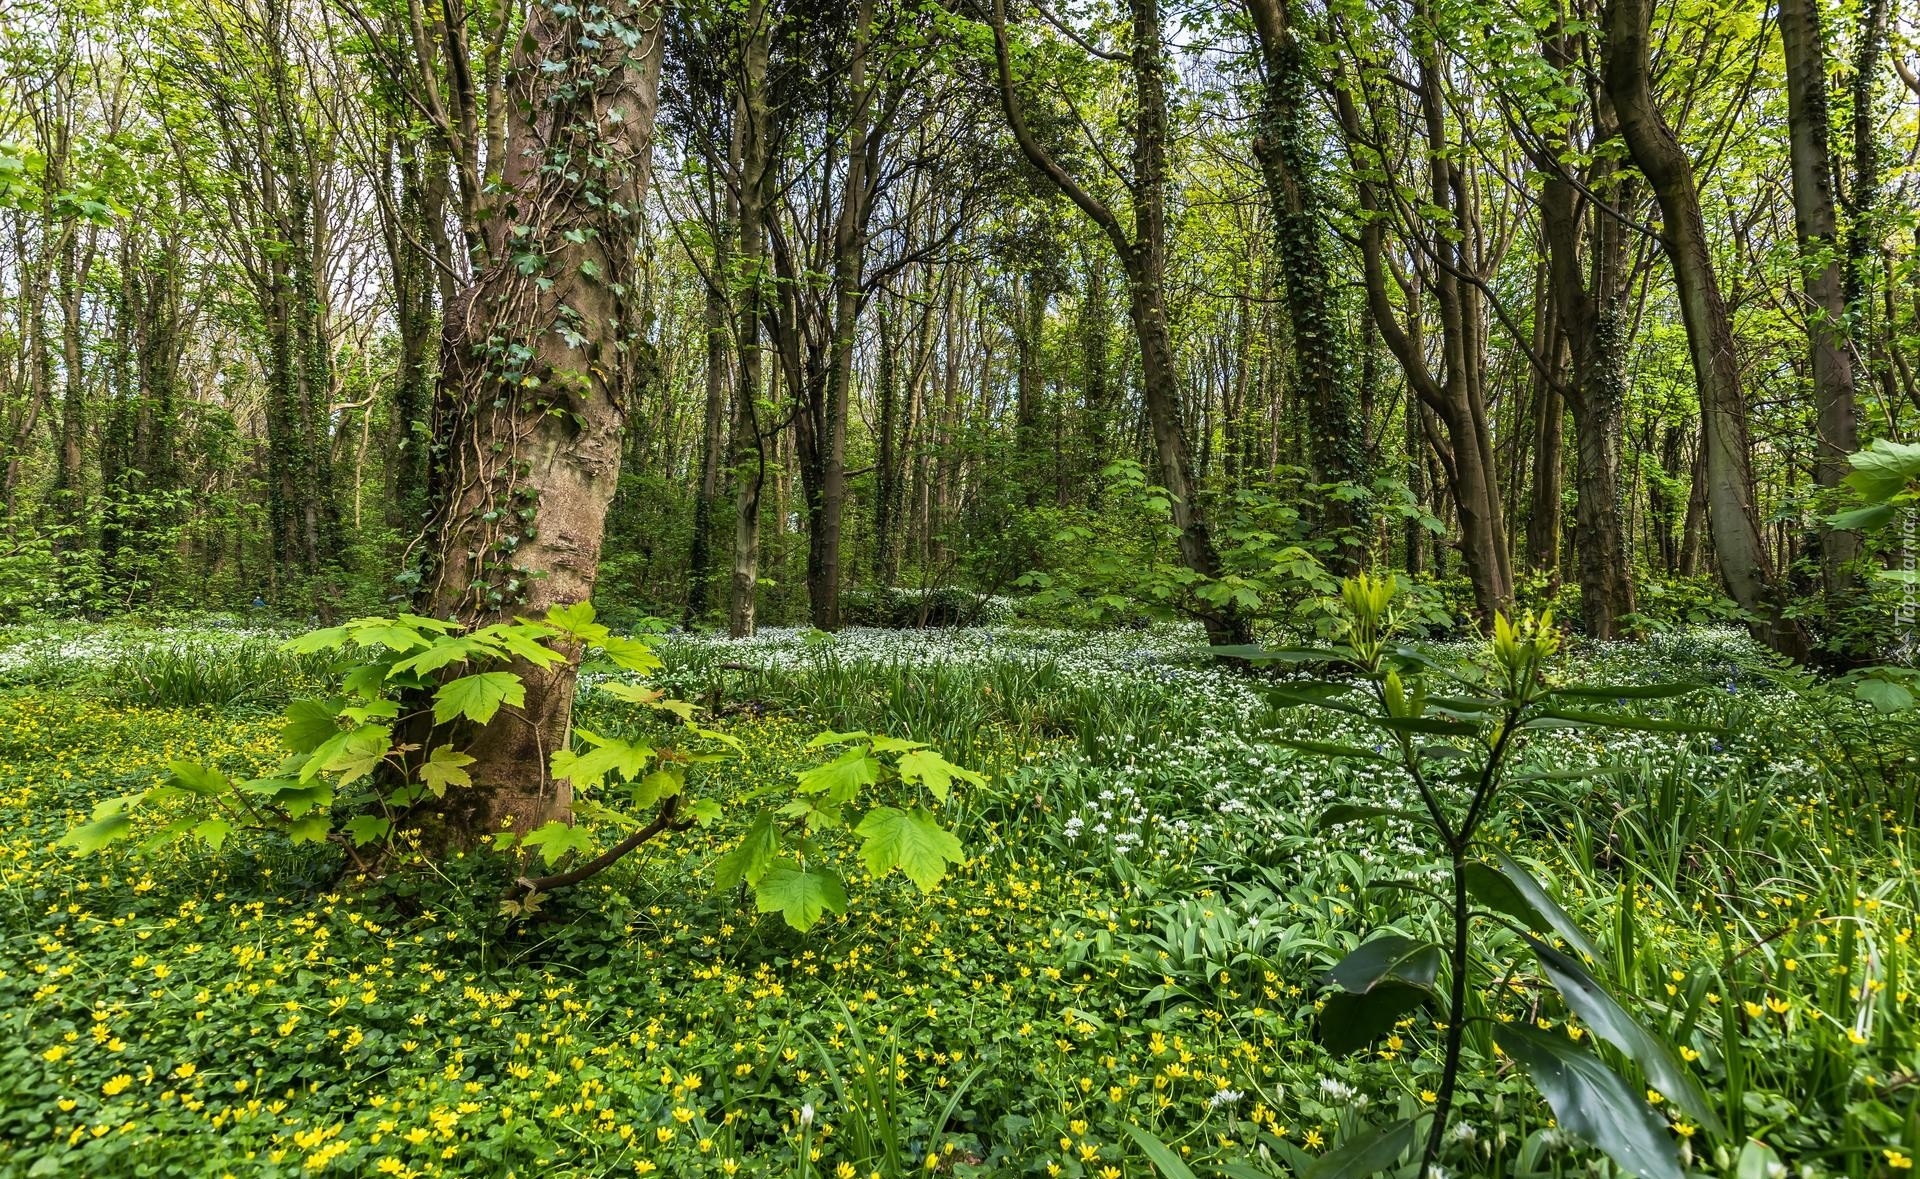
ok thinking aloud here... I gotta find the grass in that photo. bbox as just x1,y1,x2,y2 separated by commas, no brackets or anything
0,619,1917,1176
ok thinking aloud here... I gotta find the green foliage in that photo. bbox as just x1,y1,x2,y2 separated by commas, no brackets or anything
1253,574,1720,1177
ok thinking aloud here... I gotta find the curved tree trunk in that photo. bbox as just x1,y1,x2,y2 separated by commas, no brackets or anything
1603,0,1809,659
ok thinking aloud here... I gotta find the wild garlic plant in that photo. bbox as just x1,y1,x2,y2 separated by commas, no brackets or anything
1232,574,1724,1179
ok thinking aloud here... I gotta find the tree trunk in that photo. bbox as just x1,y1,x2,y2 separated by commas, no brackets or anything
1780,0,1860,613
415,0,666,842
1243,0,1369,571
1604,0,1808,658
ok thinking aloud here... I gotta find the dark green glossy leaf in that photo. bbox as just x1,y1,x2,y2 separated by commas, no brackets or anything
1491,852,1606,966
1495,1023,1682,1179
1300,1117,1419,1179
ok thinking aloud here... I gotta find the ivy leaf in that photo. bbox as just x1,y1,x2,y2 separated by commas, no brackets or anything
434,672,525,725
894,749,985,802
418,745,476,797
796,746,881,802
754,861,847,931
853,805,965,891
713,811,777,890
521,820,595,867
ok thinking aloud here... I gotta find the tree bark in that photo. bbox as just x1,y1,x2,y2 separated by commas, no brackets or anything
1780,0,1859,612
1604,0,1808,658
416,0,666,842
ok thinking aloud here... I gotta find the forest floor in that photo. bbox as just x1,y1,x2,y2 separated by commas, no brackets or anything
0,617,1915,1177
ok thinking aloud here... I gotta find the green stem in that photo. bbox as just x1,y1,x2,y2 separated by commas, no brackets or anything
1421,846,1472,1176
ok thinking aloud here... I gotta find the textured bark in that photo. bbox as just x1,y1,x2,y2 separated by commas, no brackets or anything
728,0,774,639
1780,0,1859,607
416,0,666,842
1604,0,1808,658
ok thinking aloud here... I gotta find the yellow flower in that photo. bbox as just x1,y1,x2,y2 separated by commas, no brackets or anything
102,1075,132,1097
1419,1090,1437,1103
1887,1150,1913,1170
1304,1129,1324,1150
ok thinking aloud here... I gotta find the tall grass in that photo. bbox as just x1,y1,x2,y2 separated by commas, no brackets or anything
104,639,329,708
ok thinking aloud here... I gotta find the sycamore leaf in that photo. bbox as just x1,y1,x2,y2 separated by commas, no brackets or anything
390,638,491,676
796,746,881,802
895,749,986,802
167,761,231,797
59,793,143,855
350,621,431,652
544,600,610,644
688,798,723,826
629,767,684,806
343,815,392,846
434,672,525,725
854,805,965,891
282,626,351,654
323,725,392,787
286,814,331,844
713,811,778,890
418,745,476,797
550,729,652,790
470,623,567,668
192,818,232,850
597,634,661,673
754,861,847,931
283,698,343,754
521,820,594,867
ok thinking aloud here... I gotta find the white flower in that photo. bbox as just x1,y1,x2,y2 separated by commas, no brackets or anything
798,1103,815,1126
1208,1088,1244,1108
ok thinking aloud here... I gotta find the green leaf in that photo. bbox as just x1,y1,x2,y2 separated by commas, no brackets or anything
418,745,475,797
688,798,723,826
521,820,595,867
629,767,684,806
550,730,653,791
1318,935,1441,1057
283,625,351,654
1530,707,1716,734
544,600,608,643
285,814,331,844
1827,504,1896,531
796,746,882,802
1491,852,1607,966
713,811,778,890
390,637,489,676
1118,1123,1198,1179
167,761,231,796
1300,1117,1419,1179
1855,677,1916,714
343,815,392,846
895,749,985,801
59,794,142,855
470,622,568,668
192,818,232,850
754,861,847,931
322,725,392,787
434,672,525,725
854,805,965,891
597,634,661,673
1315,803,1422,831
350,622,431,652
1525,936,1723,1134
283,698,343,754
1547,682,1704,701
1277,739,1394,764
1843,438,1920,502
806,729,873,748
1495,1023,1683,1179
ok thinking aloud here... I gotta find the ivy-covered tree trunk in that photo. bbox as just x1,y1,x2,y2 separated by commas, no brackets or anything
417,0,666,843
1243,0,1370,573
